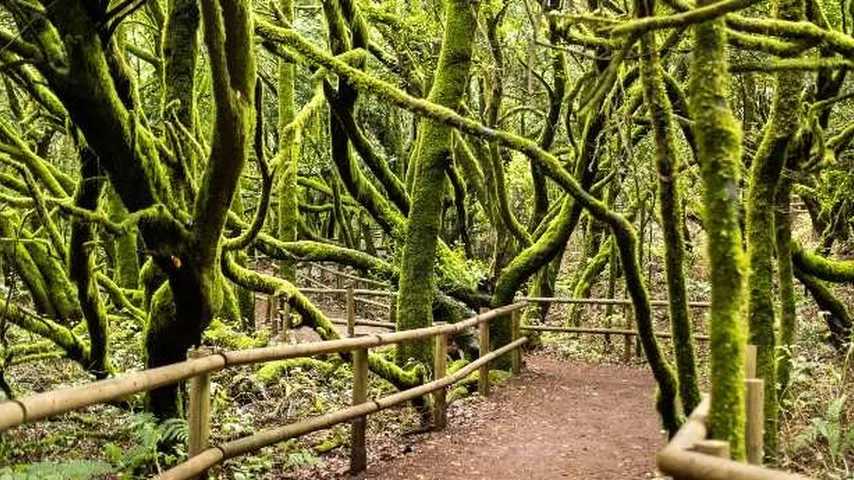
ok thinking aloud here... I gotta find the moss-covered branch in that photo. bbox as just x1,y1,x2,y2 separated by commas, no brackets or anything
638,0,701,415
793,267,852,347
221,253,421,389
792,242,854,283
2,302,91,368
744,0,805,456
689,0,747,457
610,0,761,36
68,148,111,378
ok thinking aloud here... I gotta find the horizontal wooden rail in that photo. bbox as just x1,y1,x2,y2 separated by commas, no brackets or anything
522,325,710,341
298,287,397,298
658,347,809,480
297,272,331,289
328,317,397,329
294,289,712,310
156,337,529,480
309,263,390,288
0,354,226,431
522,296,711,308
223,302,524,365
657,397,808,480
351,296,391,310
0,302,526,432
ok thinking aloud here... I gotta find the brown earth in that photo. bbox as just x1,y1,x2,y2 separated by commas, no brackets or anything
344,353,665,480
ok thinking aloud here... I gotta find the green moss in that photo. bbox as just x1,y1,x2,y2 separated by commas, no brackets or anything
637,2,701,414
95,272,146,324
0,214,57,317
2,302,91,368
775,174,797,399
204,318,269,350
792,243,854,282
106,187,140,290
491,110,603,358
222,253,422,389
255,358,338,385
395,0,479,367
277,0,299,282
219,278,242,323
68,151,112,378
743,0,805,458
689,2,748,458
567,237,611,327
794,268,852,346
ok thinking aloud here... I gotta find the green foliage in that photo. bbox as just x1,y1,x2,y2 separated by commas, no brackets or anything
436,244,486,292
103,413,187,477
795,395,854,468
0,461,113,480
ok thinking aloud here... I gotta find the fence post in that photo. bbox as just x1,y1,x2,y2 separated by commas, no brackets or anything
187,347,212,480
433,334,448,430
693,439,730,459
478,308,490,397
350,347,369,473
511,309,521,375
346,286,356,337
745,344,757,379
265,294,274,334
622,303,632,363
280,300,290,342
745,377,764,465
388,299,397,326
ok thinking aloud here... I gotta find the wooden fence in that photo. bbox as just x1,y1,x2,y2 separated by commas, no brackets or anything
0,301,527,480
0,270,810,479
520,296,711,362
656,346,810,480
286,285,713,364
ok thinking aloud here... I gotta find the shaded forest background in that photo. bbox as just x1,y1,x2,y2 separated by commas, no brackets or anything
0,0,851,477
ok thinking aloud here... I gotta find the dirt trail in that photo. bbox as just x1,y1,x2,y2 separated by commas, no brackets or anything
356,354,664,480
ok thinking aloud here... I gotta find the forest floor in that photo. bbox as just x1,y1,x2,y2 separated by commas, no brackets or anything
289,352,664,480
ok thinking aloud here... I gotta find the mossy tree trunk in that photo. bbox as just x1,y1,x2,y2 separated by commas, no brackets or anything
689,1,748,459
277,0,299,283
68,148,111,378
395,0,479,367
775,161,797,399
638,0,701,414
744,0,805,457
13,0,257,419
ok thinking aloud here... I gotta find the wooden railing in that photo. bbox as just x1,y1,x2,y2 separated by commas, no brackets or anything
0,302,527,480
0,280,814,480
285,289,713,361
520,297,711,341
520,296,712,361
303,262,390,289
656,346,810,480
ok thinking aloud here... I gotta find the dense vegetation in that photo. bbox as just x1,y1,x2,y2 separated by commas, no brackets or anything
0,0,851,477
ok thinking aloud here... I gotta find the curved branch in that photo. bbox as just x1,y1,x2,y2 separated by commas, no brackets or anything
792,242,854,283
223,81,273,251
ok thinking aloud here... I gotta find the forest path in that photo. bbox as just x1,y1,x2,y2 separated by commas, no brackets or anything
355,353,663,480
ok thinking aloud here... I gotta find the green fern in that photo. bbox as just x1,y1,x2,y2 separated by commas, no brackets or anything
103,413,188,477
796,394,853,466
